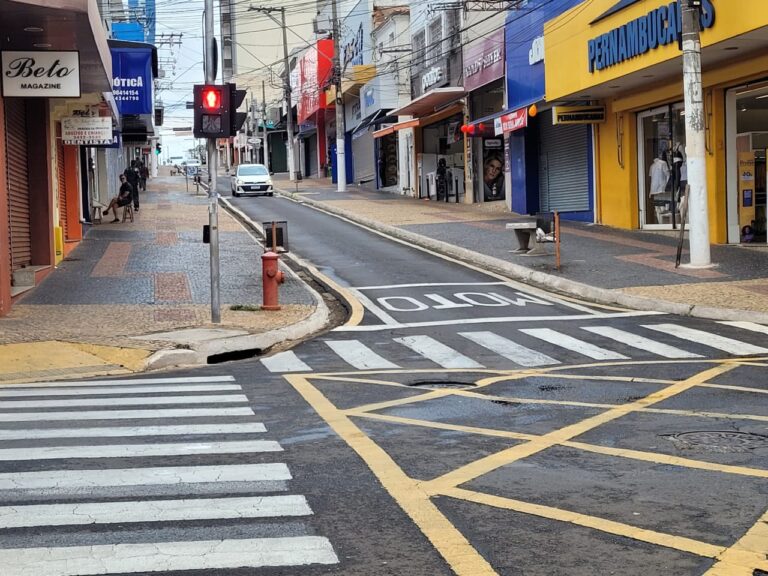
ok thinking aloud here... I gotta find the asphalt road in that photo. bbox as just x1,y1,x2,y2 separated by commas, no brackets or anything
0,189,765,575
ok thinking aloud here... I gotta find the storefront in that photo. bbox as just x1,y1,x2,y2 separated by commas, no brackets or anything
296,40,333,179
356,74,399,190
503,0,593,221
545,0,768,243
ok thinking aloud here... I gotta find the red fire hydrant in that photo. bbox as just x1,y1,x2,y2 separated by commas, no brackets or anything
261,251,284,310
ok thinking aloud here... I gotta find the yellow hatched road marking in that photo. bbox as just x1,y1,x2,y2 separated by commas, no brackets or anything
423,364,737,495
441,487,725,558
705,508,768,575
287,374,499,576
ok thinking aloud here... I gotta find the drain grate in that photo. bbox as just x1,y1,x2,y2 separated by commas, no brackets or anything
662,431,768,453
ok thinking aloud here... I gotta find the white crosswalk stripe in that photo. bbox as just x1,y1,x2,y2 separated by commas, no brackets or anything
0,495,314,528
0,384,243,397
643,323,768,355
261,350,312,373
0,463,292,490
0,537,339,575
324,339,400,369
718,321,768,335
0,423,267,441
0,394,249,409
520,328,629,360
580,326,702,359
3,376,237,389
394,335,485,368
0,407,255,422
459,331,559,366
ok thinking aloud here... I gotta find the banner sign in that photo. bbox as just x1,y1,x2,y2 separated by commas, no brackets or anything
553,105,606,124
111,47,153,114
494,108,528,135
62,116,113,145
463,30,504,92
1,51,80,98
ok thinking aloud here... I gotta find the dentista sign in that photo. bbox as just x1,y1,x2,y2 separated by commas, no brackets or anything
587,0,715,73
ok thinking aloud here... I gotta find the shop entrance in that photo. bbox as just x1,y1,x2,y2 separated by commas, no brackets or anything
637,103,687,230
726,83,768,244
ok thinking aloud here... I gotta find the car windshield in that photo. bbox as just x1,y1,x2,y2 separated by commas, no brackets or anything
238,166,268,176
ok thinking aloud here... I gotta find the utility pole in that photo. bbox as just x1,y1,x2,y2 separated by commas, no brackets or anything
331,0,346,191
249,5,296,180
250,96,257,163
262,80,270,172
681,0,711,267
204,0,221,323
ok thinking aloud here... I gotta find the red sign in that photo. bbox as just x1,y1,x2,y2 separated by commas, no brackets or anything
495,108,528,135
297,39,334,123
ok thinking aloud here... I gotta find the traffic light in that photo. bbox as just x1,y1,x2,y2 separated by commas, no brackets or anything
193,84,230,138
155,143,162,155
229,83,248,135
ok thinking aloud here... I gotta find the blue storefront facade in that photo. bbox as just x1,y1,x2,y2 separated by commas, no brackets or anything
504,0,595,222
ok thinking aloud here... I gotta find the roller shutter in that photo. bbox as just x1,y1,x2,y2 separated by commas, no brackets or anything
307,135,318,177
352,130,374,184
4,99,31,271
538,109,590,213
56,132,69,240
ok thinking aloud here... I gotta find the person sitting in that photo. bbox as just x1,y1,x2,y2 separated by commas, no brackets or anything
104,175,134,223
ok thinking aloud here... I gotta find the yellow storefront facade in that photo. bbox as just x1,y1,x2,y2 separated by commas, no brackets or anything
545,0,768,244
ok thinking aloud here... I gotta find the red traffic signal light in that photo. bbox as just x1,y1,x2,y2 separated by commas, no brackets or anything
202,87,221,110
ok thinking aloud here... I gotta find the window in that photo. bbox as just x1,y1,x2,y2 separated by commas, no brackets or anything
444,10,460,48
427,17,443,64
413,30,426,71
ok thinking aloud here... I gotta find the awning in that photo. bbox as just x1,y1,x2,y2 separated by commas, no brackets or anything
352,109,388,135
373,118,420,139
391,87,466,118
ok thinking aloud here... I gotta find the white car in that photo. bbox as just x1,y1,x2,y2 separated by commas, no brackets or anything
183,159,201,176
231,164,273,197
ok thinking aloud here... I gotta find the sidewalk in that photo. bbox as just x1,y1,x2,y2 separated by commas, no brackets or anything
0,169,326,384
275,174,768,321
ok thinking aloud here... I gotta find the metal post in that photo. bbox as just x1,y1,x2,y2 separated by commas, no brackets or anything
279,8,296,181
331,0,346,191
681,0,711,267
204,0,221,323
262,80,270,172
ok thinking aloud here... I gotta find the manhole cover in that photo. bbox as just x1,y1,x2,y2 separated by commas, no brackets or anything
662,431,768,453
409,380,474,390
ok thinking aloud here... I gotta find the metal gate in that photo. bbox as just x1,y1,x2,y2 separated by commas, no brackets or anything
4,99,31,271
538,109,590,213
56,129,69,240
352,130,374,184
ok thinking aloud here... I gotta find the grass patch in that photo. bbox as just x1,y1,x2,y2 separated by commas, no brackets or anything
230,304,262,312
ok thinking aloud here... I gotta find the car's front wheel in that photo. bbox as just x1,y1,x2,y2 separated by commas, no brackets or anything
232,190,239,197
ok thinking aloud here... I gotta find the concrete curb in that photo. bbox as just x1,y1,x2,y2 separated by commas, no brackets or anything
278,188,768,324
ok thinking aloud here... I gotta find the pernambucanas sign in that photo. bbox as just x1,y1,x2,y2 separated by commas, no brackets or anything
62,116,112,145
552,105,606,125
1,51,80,98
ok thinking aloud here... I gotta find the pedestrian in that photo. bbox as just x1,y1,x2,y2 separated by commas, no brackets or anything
104,174,134,223
124,160,141,212
139,161,149,192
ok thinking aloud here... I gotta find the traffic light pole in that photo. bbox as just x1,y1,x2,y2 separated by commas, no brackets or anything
204,0,221,323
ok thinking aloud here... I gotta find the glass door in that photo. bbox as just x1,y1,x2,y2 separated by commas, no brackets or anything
637,103,686,229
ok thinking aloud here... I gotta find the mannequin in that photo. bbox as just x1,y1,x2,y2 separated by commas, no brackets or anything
649,155,671,223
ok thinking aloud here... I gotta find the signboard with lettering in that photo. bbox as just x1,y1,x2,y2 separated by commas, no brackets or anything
552,105,606,124
494,108,528,135
62,116,113,145
110,46,153,114
463,30,504,92
341,0,371,73
1,51,80,98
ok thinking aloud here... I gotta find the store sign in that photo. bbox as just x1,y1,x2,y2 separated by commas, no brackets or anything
587,0,715,73
111,47,153,114
360,73,398,118
463,30,504,92
62,116,112,145
343,22,365,71
1,51,80,97
552,105,606,124
494,108,528,135
528,36,544,65
421,66,444,92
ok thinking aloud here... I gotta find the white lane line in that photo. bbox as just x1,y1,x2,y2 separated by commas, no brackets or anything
353,282,510,290
0,536,339,575
0,423,267,441
458,331,560,367
0,463,292,490
520,328,629,360
0,395,249,409
0,384,242,398
324,340,400,370
0,440,283,461
260,351,312,373
348,288,401,325
394,335,485,369
3,376,236,389
718,321,768,335
581,326,703,359
0,407,255,423
332,311,665,332
643,324,768,356
0,495,313,528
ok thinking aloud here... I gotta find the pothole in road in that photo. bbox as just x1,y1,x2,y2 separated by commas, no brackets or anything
662,431,768,453
408,380,476,390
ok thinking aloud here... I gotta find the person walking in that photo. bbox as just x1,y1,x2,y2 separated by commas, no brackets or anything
124,160,141,212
